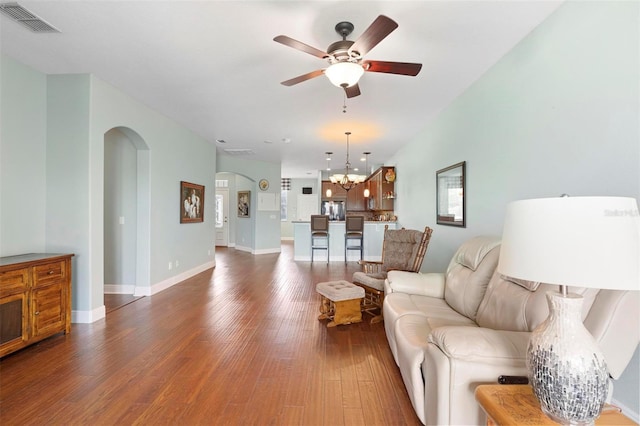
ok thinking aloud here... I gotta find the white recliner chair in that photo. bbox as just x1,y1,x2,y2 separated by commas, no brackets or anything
383,236,640,425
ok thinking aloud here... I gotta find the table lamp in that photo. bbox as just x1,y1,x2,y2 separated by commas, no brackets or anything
497,196,640,425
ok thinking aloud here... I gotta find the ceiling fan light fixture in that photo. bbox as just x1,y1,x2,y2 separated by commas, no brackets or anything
325,62,364,88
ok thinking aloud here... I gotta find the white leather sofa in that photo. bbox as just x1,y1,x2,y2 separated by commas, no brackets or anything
383,236,640,425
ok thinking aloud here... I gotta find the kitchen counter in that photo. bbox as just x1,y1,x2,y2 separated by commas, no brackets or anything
292,221,397,262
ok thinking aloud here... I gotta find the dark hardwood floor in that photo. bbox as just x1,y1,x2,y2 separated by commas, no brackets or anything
0,242,421,425
104,294,144,314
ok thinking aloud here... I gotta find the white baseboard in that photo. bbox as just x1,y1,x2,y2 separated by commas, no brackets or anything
611,398,639,423
104,284,135,294
254,247,281,255
235,246,281,255
72,305,106,323
135,260,216,297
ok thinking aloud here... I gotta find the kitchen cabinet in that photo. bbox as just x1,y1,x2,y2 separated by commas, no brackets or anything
366,167,395,211
322,180,347,200
323,180,366,211
346,186,366,211
0,253,73,357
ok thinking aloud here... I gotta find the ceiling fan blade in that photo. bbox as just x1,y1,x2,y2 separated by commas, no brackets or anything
273,35,328,59
363,60,422,76
349,15,398,57
344,84,361,98
280,69,325,86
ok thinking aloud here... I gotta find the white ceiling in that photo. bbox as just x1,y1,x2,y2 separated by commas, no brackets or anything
1,0,563,178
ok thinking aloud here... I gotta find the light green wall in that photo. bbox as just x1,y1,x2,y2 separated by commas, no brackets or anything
0,56,47,255
390,0,639,416
392,0,639,270
2,56,216,319
87,76,217,306
46,74,92,311
217,155,281,253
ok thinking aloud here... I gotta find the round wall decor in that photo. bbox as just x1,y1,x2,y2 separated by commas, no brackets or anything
259,179,269,191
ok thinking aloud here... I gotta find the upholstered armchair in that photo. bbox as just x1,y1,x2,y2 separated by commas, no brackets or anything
352,225,433,323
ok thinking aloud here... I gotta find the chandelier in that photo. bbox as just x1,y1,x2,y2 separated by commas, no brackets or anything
329,131,366,191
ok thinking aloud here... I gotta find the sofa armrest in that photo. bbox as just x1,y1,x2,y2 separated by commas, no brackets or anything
386,271,445,298
423,330,530,426
427,326,531,364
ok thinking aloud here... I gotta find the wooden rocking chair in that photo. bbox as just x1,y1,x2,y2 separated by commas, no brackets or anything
352,225,433,323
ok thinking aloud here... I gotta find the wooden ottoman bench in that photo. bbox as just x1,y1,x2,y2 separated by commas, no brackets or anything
316,280,365,327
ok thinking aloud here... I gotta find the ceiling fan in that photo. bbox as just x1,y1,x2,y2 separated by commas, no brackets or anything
274,15,422,98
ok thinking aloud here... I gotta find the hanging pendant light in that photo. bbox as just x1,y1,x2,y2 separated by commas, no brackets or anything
362,152,371,197
329,132,366,191
325,152,333,197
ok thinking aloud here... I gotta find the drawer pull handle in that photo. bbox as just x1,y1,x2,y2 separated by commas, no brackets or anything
35,311,40,315
47,270,54,275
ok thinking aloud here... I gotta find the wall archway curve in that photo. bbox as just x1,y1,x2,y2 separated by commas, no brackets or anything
103,126,151,302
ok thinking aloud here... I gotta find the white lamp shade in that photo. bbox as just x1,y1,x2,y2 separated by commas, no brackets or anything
498,196,640,290
325,62,364,88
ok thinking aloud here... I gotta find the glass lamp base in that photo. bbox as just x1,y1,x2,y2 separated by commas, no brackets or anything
527,291,610,425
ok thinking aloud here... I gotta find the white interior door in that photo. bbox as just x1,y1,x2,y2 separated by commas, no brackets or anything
215,189,229,246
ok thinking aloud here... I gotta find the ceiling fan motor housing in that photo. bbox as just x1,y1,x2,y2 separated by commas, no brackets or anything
328,21,361,63
327,40,360,63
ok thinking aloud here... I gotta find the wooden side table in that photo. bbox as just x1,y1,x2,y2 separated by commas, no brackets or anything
475,384,637,426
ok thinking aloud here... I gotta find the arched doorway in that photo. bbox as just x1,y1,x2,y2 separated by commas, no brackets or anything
103,127,150,312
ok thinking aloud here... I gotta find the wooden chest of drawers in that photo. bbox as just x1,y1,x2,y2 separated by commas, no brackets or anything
0,253,73,357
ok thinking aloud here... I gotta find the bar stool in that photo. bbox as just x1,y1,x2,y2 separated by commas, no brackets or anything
344,215,364,263
310,215,330,263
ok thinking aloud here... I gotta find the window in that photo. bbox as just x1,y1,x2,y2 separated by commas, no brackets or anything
215,194,224,228
281,178,291,221
281,189,288,221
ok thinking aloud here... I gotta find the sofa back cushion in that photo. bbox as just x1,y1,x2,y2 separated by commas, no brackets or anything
444,237,501,321
476,273,600,331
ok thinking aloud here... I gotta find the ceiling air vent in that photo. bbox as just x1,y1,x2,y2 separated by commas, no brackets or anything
223,149,255,156
0,2,60,33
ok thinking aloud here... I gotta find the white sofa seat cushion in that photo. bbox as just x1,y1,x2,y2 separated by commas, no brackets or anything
383,293,473,364
428,326,530,364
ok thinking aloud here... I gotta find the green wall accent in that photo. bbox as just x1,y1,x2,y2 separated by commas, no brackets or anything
390,1,639,416
2,57,217,320
1,56,47,255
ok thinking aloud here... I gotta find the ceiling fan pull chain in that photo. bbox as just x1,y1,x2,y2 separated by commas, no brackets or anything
342,93,347,114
